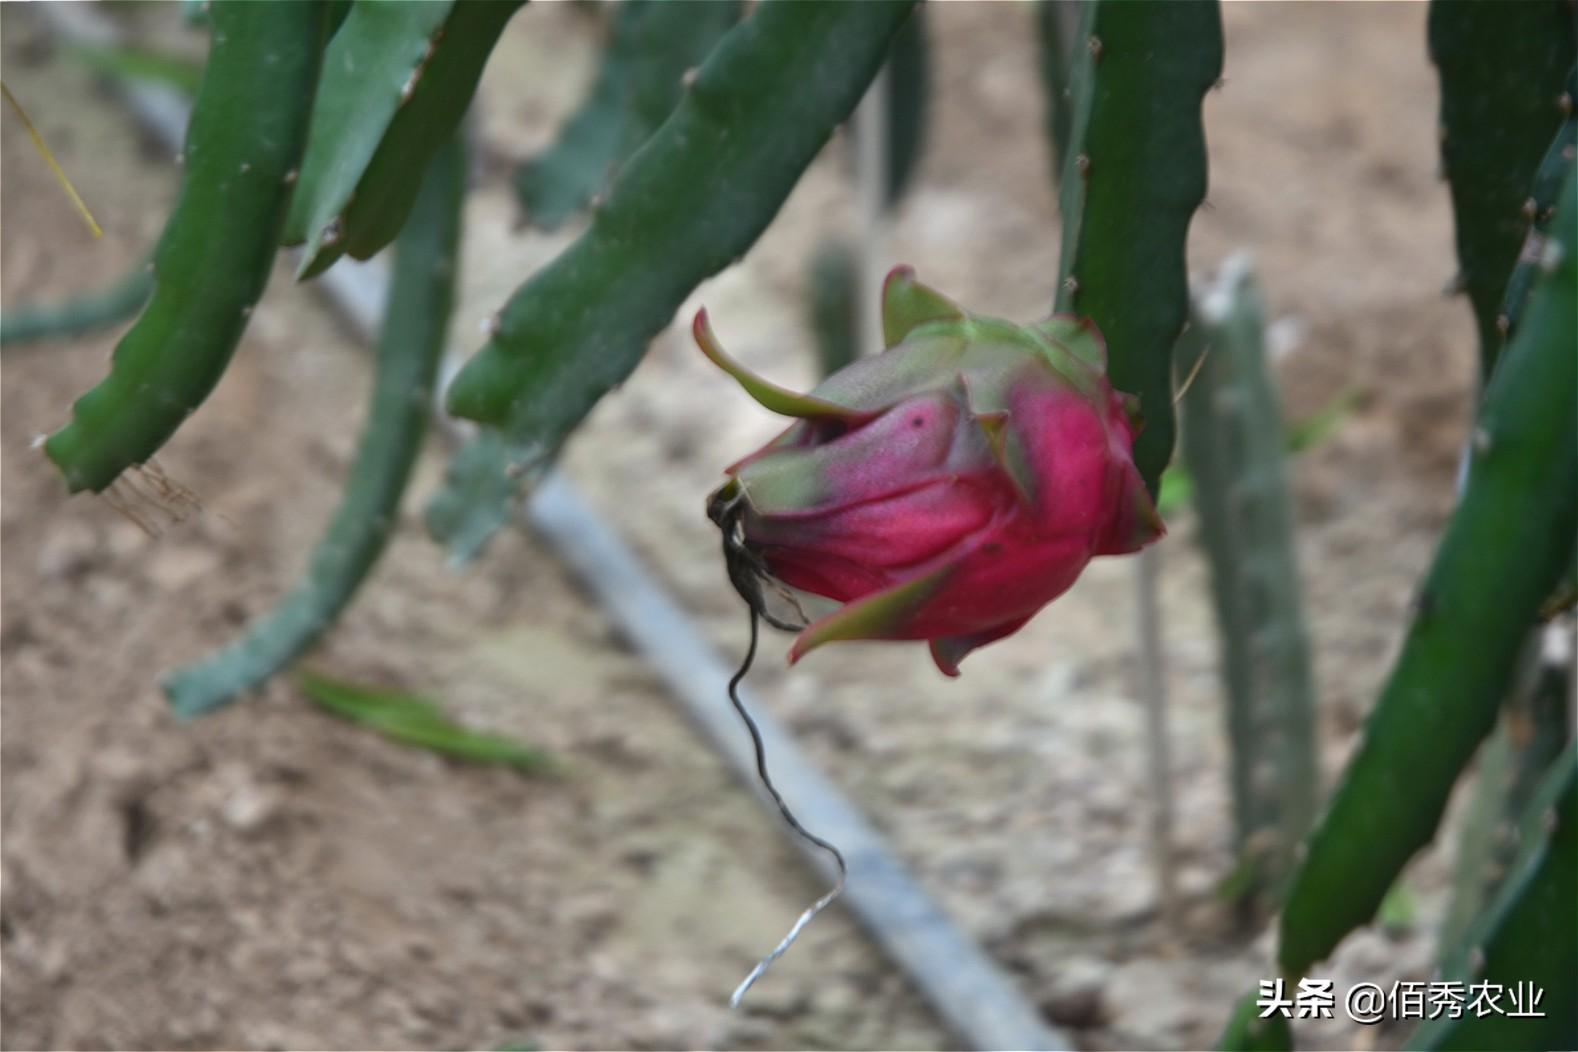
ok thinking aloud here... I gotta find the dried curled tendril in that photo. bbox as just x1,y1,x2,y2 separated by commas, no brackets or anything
709,487,846,1008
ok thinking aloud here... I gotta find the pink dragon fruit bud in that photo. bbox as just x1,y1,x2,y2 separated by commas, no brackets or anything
702,266,1164,677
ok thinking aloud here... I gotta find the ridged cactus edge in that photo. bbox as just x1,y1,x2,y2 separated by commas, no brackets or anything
285,0,523,279
1053,0,1224,498
514,0,742,231
1429,0,1575,379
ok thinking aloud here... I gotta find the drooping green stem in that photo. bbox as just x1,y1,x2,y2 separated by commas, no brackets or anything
446,0,918,454
43,0,327,493
1,260,152,348
164,136,465,718
423,427,527,567
286,0,523,279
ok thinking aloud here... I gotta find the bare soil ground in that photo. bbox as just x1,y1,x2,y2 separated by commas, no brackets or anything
3,4,1479,1050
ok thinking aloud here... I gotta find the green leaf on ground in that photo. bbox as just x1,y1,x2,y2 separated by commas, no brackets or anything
298,670,555,776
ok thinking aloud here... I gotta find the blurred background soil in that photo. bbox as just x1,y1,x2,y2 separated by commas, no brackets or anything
2,3,1477,1049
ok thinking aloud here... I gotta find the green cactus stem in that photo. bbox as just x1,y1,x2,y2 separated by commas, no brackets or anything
1215,991,1293,1052
446,0,917,457
164,136,464,718
42,0,327,494
1053,0,1224,497
1,260,152,348
423,428,526,567
1409,745,1576,1052
1034,0,1076,183
515,0,742,231
1439,716,1517,955
1155,386,1360,518
807,239,860,378
881,4,929,208
1278,169,1578,979
1429,1,1574,380
285,0,523,280
1177,257,1319,919
1498,64,1576,345
64,42,204,97
1440,634,1572,956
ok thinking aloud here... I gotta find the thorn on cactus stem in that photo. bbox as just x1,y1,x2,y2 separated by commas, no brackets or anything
589,192,605,212
481,312,501,338
1521,197,1539,221
1087,35,1103,60
320,219,343,247
1559,91,1574,117
1063,275,1079,296
681,67,698,91
1495,313,1510,335
1075,153,1091,176
284,168,298,186
1563,144,1576,164
1538,240,1565,273
1472,426,1493,455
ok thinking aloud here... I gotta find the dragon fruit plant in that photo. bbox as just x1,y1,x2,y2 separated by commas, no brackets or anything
11,0,1576,1048
1243,8,1576,1052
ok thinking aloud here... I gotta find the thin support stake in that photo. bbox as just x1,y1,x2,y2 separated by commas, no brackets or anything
853,61,892,357
1137,544,1179,925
